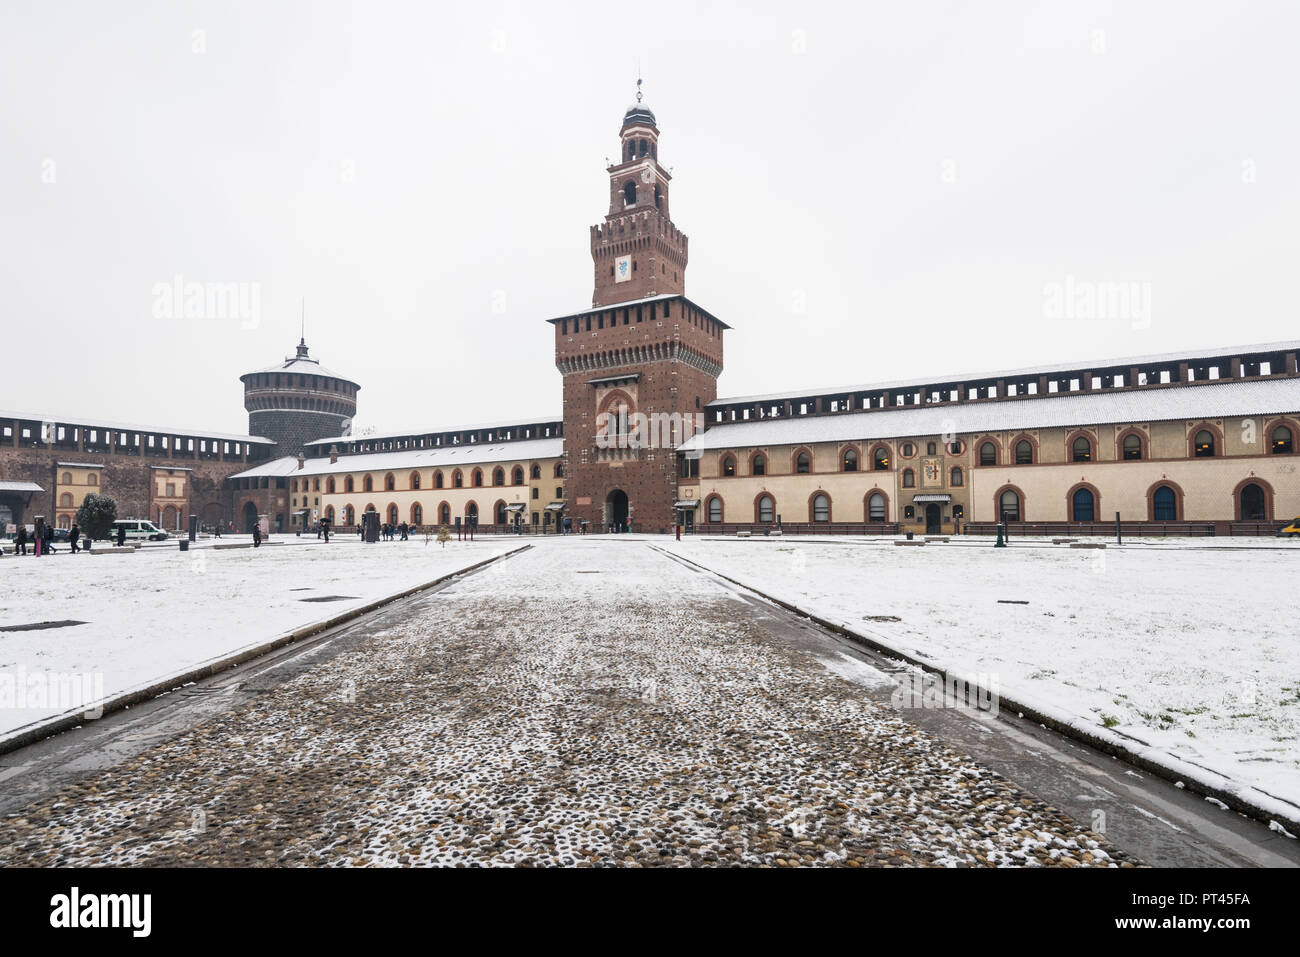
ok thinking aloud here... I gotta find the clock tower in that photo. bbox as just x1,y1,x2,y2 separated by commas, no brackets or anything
550,82,727,533
590,79,689,308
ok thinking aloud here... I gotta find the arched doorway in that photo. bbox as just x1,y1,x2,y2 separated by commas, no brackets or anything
242,501,259,533
605,489,629,531
924,503,941,535
1240,483,1267,521
162,505,178,530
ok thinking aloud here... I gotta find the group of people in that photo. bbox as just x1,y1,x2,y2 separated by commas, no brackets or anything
380,521,411,541
10,522,81,556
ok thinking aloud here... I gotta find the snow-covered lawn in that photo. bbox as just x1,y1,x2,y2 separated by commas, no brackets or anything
665,537,1300,808
0,537,514,736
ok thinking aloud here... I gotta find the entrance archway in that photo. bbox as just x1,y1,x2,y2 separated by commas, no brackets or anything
605,489,629,531
924,503,941,535
242,501,259,533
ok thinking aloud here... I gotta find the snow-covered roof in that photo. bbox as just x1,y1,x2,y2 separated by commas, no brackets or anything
0,481,44,493
229,437,564,480
56,462,106,468
303,414,563,447
242,355,355,382
0,409,274,445
681,377,1300,452
713,339,1300,407
548,294,731,329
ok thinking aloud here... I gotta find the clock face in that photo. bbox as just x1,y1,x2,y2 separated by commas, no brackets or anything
615,255,631,282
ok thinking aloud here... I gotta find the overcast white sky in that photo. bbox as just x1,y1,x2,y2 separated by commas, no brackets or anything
2,0,1297,436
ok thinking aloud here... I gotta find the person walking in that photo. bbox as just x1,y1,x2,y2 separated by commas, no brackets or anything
252,523,262,548
69,523,80,554
15,524,27,556
116,523,126,547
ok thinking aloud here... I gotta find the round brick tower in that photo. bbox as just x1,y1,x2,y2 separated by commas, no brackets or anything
240,338,359,455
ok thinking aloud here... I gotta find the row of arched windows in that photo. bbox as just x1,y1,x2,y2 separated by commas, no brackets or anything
704,491,891,524
315,463,557,495
327,498,545,528
711,424,1296,478
976,424,1295,466
994,480,1274,522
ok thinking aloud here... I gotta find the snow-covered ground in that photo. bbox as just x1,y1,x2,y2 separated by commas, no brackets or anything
0,537,514,735
664,536,1300,808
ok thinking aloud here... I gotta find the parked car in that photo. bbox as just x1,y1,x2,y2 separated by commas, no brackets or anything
1277,515,1300,538
108,519,169,542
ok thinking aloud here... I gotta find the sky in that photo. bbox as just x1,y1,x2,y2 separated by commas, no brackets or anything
2,0,1298,436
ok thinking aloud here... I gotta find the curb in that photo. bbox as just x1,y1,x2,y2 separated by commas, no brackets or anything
0,544,531,757
654,545,1300,835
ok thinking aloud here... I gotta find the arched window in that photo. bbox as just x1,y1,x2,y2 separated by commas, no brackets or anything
950,467,963,487
867,493,886,522
466,503,478,523
902,468,915,488
757,495,775,523
472,468,483,487
411,503,423,525
324,506,335,523
439,503,451,524
363,475,373,492
1015,440,1033,465
512,466,524,485
344,505,355,525
902,443,914,457
1240,483,1267,520
345,476,354,493
326,476,335,493
384,473,395,491
59,492,73,506
980,442,997,466
1272,426,1294,454
623,181,636,206
1071,487,1095,522
812,493,830,522
707,496,723,523
1122,434,1143,460
873,447,889,470
752,454,766,476
88,474,98,485
795,451,810,474
530,464,541,479
1194,430,1215,457
948,440,964,455
554,463,563,478
1152,485,1177,521
61,472,71,485
721,455,736,477
387,504,399,526
999,489,1020,521
492,467,505,486
410,471,421,490
453,470,463,488
842,448,858,472
1071,436,1092,462
496,501,508,524
434,471,444,489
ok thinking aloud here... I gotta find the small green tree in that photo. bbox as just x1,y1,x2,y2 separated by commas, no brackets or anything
436,524,451,548
76,493,117,540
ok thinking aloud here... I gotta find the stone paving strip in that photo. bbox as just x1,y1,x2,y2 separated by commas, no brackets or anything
0,541,1134,867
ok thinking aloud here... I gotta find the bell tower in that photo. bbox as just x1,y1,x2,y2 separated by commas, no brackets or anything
591,79,688,307
550,82,728,533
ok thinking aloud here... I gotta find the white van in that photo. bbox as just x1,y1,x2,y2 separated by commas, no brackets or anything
109,519,169,542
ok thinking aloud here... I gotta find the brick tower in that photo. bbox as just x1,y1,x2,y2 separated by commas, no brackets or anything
550,82,727,533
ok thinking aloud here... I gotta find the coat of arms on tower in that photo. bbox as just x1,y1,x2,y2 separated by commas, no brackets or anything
615,255,631,282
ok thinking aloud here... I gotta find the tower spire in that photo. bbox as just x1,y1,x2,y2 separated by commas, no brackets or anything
296,298,309,358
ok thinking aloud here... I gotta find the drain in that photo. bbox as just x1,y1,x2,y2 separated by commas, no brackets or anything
0,620,88,632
